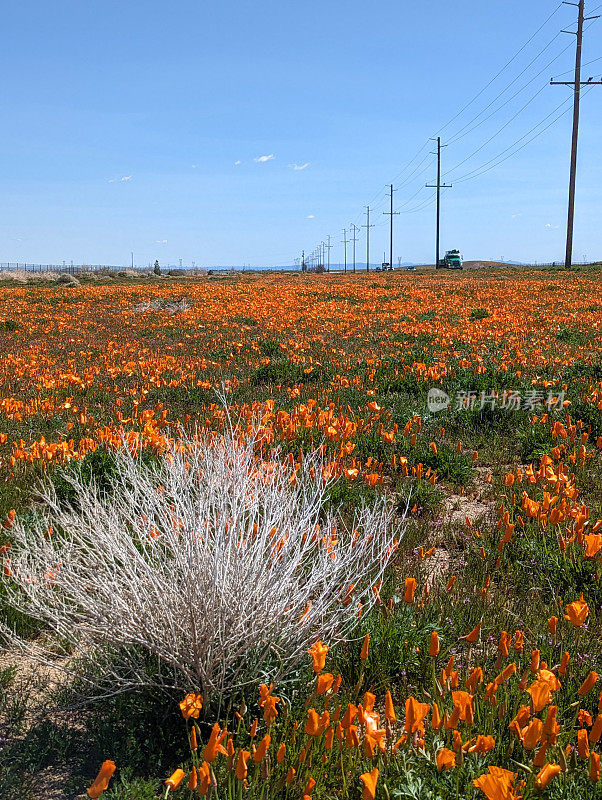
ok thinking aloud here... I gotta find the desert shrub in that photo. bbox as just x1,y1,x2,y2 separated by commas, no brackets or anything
1,432,401,698
469,308,491,321
1,319,19,331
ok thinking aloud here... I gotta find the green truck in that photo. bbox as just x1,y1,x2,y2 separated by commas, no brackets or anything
438,250,463,269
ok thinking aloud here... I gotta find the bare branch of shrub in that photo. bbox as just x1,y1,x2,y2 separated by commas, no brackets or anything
0,432,403,698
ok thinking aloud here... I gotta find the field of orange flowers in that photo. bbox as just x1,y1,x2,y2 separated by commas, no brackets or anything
1,268,602,799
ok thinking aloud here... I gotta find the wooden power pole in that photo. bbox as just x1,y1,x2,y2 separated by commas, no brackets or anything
551,0,601,269
363,206,374,271
426,137,452,269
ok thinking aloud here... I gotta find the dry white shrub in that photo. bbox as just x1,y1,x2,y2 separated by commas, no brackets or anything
0,433,402,697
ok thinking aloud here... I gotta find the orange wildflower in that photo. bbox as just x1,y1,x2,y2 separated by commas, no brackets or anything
87,760,116,799
316,673,334,695
579,671,599,697
203,722,228,763
534,763,561,791
179,692,203,720
360,634,370,661
404,696,430,735
403,577,417,603
473,766,519,800
462,622,481,644
385,690,396,724
429,631,440,657
564,593,589,626
578,728,590,759
253,734,270,763
164,769,185,790
452,691,474,724
308,641,329,673
304,708,321,737
235,750,250,780
360,768,379,800
436,747,456,771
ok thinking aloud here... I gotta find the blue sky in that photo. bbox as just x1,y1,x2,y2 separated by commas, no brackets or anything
1,0,601,267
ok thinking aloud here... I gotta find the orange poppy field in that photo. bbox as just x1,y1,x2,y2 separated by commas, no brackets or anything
1,267,602,799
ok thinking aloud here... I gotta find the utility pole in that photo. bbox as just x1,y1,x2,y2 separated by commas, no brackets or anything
131,251,134,269
301,250,306,271
325,235,332,272
342,228,348,273
551,0,601,269
350,223,359,273
363,206,374,271
383,184,399,269
426,137,453,269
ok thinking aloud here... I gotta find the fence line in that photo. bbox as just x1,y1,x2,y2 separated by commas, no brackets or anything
0,263,146,274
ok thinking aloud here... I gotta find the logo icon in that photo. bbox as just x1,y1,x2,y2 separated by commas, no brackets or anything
427,388,450,414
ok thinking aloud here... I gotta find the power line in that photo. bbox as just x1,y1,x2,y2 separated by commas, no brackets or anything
452,94,580,184
446,83,550,175
435,3,565,137
446,32,567,145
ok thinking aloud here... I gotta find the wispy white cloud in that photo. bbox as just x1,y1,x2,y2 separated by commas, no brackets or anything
254,154,275,163
545,223,559,229
511,213,521,219
155,239,168,244
291,162,310,171
234,160,242,166
306,214,315,219
191,164,198,169
108,175,132,183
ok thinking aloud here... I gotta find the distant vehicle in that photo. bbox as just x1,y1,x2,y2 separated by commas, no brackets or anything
438,250,463,269
406,264,416,271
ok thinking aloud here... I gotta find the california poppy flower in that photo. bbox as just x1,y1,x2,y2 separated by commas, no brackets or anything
188,766,198,790
521,718,543,750
253,734,270,763
360,634,370,661
564,593,589,626
589,714,602,744
262,695,280,724
87,760,116,799
308,641,329,673
462,622,481,644
534,763,561,790
360,767,379,800
385,690,396,724
403,577,417,603
452,691,473,724
179,692,203,720
404,696,430,735
316,673,334,695
429,631,440,657
473,766,518,800
203,722,228,763
436,747,456,771
579,671,599,697
164,769,185,790
198,762,211,795
235,750,250,780
304,708,321,737
467,734,495,754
